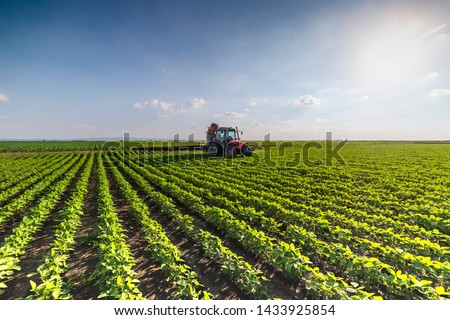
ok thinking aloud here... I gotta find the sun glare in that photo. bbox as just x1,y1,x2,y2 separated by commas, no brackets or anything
362,32,419,80
356,26,423,85
352,15,443,87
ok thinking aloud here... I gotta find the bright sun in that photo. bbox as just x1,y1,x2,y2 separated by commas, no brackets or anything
353,17,444,86
360,31,420,81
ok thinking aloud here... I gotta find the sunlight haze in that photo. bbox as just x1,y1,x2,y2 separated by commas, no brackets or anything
0,0,449,140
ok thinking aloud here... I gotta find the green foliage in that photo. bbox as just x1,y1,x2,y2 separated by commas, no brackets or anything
0,154,81,228
119,151,375,299
104,153,211,300
1,142,449,300
0,141,102,152
94,153,143,300
120,142,450,300
0,153,88,294
30,153,95,299
110,153,270,299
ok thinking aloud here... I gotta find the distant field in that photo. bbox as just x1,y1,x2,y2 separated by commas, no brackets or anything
0,142,449,300
123,141,204,148
1,140,448,153
0,141,105,152
0,140,205,152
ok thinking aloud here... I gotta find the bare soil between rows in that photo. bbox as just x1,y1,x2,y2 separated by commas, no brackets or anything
106,164,246,299
113,157,305,299
0,156,89,299
1,154,309,300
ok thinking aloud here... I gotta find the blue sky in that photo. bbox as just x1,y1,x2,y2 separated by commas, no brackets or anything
0,0,449,140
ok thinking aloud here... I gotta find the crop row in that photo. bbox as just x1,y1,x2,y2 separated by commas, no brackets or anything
160,159,448,262
191,162,450,243
0,154,69,206
186,159,450,245
0,153,81,229
116,152,378,299
208,158,450,233
0,141,103,152
146,150,450,234
95,152,143,299
0,153,60,191
30,152,95,299
154,159,450,289
104,153,212,300
174,158,450,245
134,156,447,299
0,153,88,292
109,153,271,298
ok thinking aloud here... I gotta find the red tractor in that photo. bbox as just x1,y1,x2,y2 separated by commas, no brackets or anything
204,122,253,157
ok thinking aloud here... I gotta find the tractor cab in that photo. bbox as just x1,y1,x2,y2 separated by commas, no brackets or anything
215,127,239,143
204,123,252,157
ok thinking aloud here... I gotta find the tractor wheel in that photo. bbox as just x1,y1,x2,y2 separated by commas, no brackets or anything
242,146,253,156
216,143,223,156
226,145,238,158
207,142,223,156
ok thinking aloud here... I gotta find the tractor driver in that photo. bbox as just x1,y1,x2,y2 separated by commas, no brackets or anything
226,130,235,142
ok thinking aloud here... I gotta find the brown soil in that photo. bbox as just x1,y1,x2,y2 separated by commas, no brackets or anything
114,161,304,299
142,202,247,300
0,155,81,243
0,221,58,299
166,193,305,300
0,157,88,300
106,166,245,299
151,165,308,299
0,154,309,300
107,187,175,299
63,162,101,299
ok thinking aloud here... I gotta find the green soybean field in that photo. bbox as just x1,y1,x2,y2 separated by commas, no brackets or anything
0,142,449,300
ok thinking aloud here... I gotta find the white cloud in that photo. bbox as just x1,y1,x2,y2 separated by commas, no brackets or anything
190,98,207,109
159,102,174,111
132,100,152,109
251,120,263,127
132,102,145,109
430,89,450,97
315,118,330,123
149,99,172,111
289,95,321,106
213,111,248,118
132,99,174,111
178,104,187,113
0,93,9,102
150,99,159,108
133,97,205,113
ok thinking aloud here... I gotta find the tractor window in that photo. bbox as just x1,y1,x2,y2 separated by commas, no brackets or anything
227,131,236,140
216,130,225,140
